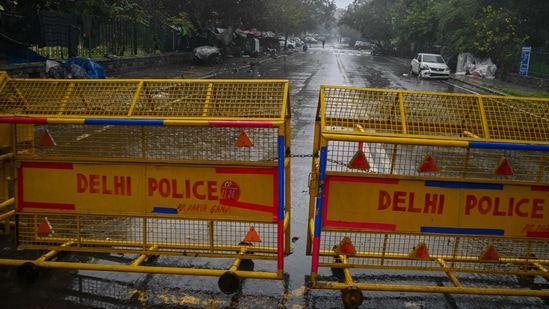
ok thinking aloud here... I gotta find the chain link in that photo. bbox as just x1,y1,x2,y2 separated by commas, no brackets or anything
288,153,349,167
326,158,349,167
264,153,315,162
268,154,348,168
289,153,314,158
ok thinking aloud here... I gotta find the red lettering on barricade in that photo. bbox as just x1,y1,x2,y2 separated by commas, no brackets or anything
147,178,220,200
77,173,131,196
77,174,87,193
89,174,100,193
393,191,408,211
378,190,391,210
378,190,444,214
193,180,205,199
425,193,444,214
465,195,545,218
207,181,218,200
522,224,549,234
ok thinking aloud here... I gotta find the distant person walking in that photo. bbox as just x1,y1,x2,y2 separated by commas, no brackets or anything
322,39,325,48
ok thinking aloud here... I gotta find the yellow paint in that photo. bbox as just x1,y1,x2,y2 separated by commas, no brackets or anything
19,162,277,221
324,176,548,237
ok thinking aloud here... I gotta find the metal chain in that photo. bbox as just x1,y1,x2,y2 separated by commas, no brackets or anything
326,158,349,167
263,153,314,161
289,153,314,158
289,153,349,167
266,154,379,170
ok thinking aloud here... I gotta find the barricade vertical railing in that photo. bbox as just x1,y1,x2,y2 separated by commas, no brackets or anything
0,72,291,294
0,123,15,234
0,73,15,233
307,85,549,308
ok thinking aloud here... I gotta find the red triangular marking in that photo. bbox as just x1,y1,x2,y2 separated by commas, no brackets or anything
39,130,56,146
347,149,370,169
418,154,439,172
243,226,261,242
409,242,429,259
235,130,253,147
479,243,499,260
334,236,356,255
37,217,53,234
494,157,513,175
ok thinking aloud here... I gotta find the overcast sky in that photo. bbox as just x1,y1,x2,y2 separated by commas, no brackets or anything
335,0,353,8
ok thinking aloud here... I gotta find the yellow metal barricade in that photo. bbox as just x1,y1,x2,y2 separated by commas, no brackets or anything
307,85,549,308
0,71,291,294
0,123,15,234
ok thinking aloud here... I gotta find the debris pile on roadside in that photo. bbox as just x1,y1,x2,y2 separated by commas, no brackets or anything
46,58,106,79
455,52,497,79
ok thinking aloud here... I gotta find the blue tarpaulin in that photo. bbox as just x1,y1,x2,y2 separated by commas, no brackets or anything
66,58,106,78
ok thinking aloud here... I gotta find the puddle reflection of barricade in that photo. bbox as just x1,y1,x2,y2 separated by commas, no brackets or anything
29,253,292,308
2,250,291,308
304,273,549,308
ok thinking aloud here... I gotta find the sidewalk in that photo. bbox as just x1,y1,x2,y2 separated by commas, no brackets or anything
112,51,283,79
450,74,542,96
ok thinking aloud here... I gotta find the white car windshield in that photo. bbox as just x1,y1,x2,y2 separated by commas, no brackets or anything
422,55,445,63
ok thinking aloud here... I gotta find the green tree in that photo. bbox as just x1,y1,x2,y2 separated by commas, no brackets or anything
433,0,481,53
396,0,440,53
339,0,398,50
474,5,529,76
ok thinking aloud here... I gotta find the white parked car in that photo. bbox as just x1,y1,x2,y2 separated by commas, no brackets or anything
410,53,450,79
279,37,295,49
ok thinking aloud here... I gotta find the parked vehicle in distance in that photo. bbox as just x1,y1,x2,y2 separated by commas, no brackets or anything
289,37,303,47
370,45,383,56
410,53,451,79
354,41,371,50
279,37,295,49
303,37,318,44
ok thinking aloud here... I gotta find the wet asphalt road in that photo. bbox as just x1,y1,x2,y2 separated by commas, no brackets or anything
1,42,548,309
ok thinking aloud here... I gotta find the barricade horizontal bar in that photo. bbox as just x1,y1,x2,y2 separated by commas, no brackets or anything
0,259,282,280
322,133,470,147
424,181,504,190
0,117,285,128
84,119,164,125
470,141,549,151
312,282,549,297
420,226,505,235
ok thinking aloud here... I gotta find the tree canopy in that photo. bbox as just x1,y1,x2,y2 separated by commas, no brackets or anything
0,0,335,35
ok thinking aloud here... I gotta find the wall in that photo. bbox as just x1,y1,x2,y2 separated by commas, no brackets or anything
0,52,194,78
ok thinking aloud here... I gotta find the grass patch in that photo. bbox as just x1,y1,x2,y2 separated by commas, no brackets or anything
480,83,549,98
498,88,549,98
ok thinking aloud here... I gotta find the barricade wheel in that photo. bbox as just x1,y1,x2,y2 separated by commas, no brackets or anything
341,286,363,308
238,258,254,271
218,271,241,294
17,262,39,282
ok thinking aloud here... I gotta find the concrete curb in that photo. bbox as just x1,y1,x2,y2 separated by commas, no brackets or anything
449,76,508,96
